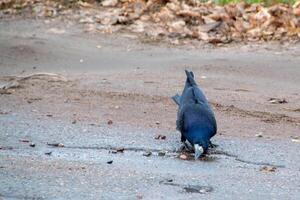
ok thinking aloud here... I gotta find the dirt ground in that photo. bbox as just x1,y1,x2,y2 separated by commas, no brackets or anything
0,18,300,199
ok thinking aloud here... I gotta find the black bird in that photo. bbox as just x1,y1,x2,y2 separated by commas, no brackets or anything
172,70,217,159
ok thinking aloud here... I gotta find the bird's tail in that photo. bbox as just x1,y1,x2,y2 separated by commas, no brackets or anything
172,94,181,105
185,70,197,86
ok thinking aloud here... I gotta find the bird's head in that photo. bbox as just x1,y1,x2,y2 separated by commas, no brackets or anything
194,144,204,160
194,141,209,160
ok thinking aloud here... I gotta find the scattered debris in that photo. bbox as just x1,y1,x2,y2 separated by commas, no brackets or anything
166,179,173,182
268,98,288,104
47,143,64,147
45,151,52,156
107,119,113,125
107,160,113,164
26,97,42,104
183,185,213,194
291,139,300,143
116,147,125,153
154,134,166,140
143,151,152,157
0,146,13,150
19,139,30,143
0,111,9,115
111,150,118,154
158,151,166,156
29,142,36,147
260,166,277,172
255,132,263,138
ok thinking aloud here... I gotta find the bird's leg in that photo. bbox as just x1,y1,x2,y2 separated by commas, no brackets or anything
209,141,218,148
184,140,194,152
178,141,193,152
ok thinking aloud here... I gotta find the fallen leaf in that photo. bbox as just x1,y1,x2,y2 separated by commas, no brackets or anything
260,166,276,172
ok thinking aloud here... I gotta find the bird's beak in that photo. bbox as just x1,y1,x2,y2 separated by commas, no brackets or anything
194,144,204,160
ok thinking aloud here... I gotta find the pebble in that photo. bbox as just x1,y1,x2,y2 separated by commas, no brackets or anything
255,132,263,138
179,154,187,160
143,151,152,157
29,143,36,147
107,160,113,164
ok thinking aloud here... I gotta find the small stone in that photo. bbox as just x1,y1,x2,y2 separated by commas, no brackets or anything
291,139,300,143
255,132,263,138
158,151,166,156
166,178,173,182
58,143,64,147
80,59,84,63
143,151,152,157
29,143,36,147
96,45,102,49
114,105,120,109
160,135,166,140
111,150,118,154
45,151,52,156
72,119,77,124
155,121,160,125
107,160,113,164
46,114,53,117
107,120,113,125
179,154,187,160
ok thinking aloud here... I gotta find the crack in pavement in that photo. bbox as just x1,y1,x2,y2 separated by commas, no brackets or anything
60,145,286,168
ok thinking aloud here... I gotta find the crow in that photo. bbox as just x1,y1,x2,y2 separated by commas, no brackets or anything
172,70,217,159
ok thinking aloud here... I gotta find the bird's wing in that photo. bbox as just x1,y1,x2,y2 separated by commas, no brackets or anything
176,107,185,133
172,94,181,106
192,85,208,104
